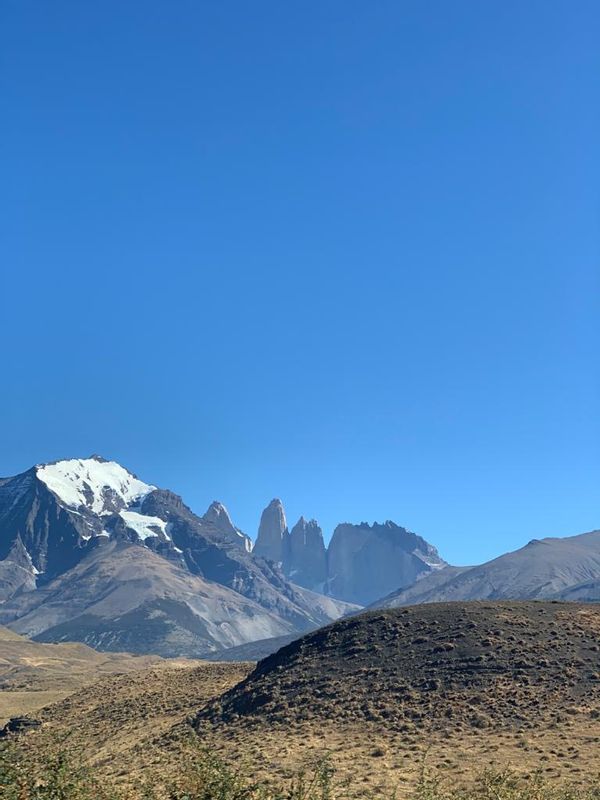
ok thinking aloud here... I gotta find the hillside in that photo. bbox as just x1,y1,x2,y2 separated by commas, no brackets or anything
192,601,600,794
6,601,600,797
11,661,251,778
198,600,600,729
0,625,176,725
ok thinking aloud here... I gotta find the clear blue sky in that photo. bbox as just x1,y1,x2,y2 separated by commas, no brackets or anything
2,1,598,565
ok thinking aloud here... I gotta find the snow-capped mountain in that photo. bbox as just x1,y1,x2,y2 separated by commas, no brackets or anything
0,456,355,656
37,457,156,519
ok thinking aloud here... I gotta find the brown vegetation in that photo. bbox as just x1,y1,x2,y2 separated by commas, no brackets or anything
2,602,600,798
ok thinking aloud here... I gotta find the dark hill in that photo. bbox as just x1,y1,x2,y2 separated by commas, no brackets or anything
196,601,600,734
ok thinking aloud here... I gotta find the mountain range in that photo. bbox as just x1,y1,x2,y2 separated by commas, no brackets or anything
253,497,446,604
0,456,444,656
0,455,598,659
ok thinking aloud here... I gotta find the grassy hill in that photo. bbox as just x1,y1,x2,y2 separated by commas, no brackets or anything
4,602,600,798
193,601,600,795
0,624,188,725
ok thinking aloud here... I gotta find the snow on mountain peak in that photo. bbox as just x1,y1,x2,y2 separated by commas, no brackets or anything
36,457,155,516
119,510,170,541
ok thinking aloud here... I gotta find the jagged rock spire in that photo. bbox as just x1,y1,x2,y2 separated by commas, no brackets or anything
254,499,288,564
287,517,327,588
203,501,237,535
202,501,252,552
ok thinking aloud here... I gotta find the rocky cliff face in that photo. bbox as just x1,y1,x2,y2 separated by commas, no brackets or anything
326,521,445,605
253,500,446,605
286,517,327,590
253,499,288,564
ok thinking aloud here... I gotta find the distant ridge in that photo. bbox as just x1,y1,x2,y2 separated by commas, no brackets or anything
373,530,600,607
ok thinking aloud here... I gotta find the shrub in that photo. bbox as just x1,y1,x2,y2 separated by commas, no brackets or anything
2,739,600,800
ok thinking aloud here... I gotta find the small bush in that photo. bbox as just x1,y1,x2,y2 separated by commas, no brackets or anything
0,740,336,800
2,739,600,800
0,741,117,800
413,767,600,800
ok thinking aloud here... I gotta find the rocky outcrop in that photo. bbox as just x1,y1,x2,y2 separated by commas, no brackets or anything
286,517,327,589
0,536,38,602
326,521,446,605
253,500,445,605
0,559,36,602
253,499,288,564
0,716,42,738
201,502,252,552
4,536,37,571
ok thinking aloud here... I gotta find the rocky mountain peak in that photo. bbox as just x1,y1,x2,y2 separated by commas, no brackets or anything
253,499,288,563
35,457,155,517
286,516,327,589
202,501,252,552
290,517,321,538
203,501,236,533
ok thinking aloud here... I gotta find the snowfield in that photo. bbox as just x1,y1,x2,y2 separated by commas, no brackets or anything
36,458,154,515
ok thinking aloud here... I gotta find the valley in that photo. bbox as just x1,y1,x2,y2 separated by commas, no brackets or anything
0,625,186,726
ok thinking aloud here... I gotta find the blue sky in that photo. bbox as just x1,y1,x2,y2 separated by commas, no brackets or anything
2,1,598,565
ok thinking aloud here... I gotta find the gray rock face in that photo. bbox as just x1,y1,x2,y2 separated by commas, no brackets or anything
286,517,327,589
253,499,288,564
326,521,446,606
201,501,252,552
253,499,445,605
0,560,36,602
5,536,37,572
0,536,38,602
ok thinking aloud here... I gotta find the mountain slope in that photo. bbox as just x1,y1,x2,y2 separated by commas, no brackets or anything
371,565,471,607
1,540,301,657
373,530,600,607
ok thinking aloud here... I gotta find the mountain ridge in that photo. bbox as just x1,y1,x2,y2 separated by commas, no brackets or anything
373,529,600,608
0,457,359,656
